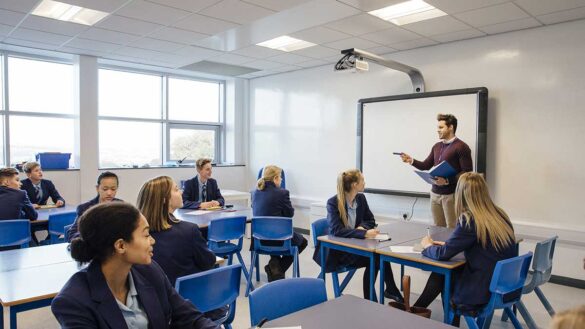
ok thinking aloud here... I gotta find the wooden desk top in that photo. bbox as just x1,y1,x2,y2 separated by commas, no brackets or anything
264,294,454,329
174,207,252,227
0,244,73,272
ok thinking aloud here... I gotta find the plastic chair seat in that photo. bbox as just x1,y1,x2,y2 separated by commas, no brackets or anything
210,242,240,255
0,220,31,248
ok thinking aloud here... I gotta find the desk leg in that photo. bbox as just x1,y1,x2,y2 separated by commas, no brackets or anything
320,244,326,286
442,271,452,324
379,256,385,304
2,306,9,329
369,255,375,302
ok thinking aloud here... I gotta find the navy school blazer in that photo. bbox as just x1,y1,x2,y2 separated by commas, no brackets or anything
150,218,216,286
51,260,219,329
21,178,65,206
251,181,294,218
182,177,224,209
0,186,38,220
422,217,518,307
66,196,123,242
312,193,376,270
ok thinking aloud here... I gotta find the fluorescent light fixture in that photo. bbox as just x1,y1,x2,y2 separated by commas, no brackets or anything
257,36,316,52
32,0,109,26
369,0,447,26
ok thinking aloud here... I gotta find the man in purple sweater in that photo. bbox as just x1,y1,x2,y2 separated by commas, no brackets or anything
400,114,473,228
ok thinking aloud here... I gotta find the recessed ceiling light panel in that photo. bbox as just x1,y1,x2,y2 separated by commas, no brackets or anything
32,0,109,26
369,0,447,26
257,36,316,52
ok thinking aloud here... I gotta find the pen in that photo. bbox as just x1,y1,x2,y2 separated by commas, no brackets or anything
427,227,430,237
392,152,402,155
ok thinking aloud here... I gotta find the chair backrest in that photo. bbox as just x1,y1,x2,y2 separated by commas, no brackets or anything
48,211,77,235
532,236,558,284
249,278,327,326
252,217,293,252
311,218,328,247
257,167,286,189
208,216,247,242
175,264,242,324
0,220,31,248
489,252,533,307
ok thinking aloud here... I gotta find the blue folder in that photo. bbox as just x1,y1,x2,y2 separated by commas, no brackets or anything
414,161,457,185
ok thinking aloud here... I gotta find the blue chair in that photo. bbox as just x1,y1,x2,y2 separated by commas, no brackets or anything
63,224,73,242
175,264,242,329
0,220,31,249
502,236,558,329
246,216,299,296
311,217,357,297
454,252,533,329
207,216,250,283
258,167,286,189
249,278,326,327
47,211,77,244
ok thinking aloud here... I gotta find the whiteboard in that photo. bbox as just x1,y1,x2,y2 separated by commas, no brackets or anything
358,88,487,197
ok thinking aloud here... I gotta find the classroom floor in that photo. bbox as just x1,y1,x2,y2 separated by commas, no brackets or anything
18,234,584,329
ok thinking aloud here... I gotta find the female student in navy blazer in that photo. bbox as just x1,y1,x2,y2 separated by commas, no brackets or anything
0,168,38,222
20,161,65,208
67,172,122,241
182,158,224,209
313,169,402,301
413,172,517,326
51,202,218,329
251,165,308,281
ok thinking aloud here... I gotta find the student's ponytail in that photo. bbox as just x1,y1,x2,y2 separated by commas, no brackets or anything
257,165,282,190
336,169,362,228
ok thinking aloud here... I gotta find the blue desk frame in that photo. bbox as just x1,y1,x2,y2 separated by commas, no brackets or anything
2,298,53,329
319,240,377,301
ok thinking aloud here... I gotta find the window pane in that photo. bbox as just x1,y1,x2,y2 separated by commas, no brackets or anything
9,116,75,165
0,116,4,167
169,128,215,161
99,120,161,168
168,78,220,122
8,57,74,114
99,69,162,119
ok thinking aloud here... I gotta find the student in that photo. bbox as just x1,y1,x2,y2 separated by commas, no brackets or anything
251,165,308,281
550,305,585,329
67,171,122,241
413,172,517,326
400,114,473,228
20,161,65,208
182,158,224,209
313,169,402,301
0,167,38,221
51,202,219,329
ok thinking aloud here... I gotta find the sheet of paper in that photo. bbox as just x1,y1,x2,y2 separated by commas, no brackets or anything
367,233,390,241
390,246,421,254
185,210,209,215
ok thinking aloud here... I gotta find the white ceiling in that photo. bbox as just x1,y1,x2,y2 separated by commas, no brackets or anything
0,0,584,78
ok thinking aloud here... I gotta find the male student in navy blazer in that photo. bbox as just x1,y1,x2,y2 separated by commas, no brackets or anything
20,161,65,208
0,167,38,221
182,158,225,209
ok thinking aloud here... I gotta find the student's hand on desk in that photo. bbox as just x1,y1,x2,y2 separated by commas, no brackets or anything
400,153,412,163
432,177,449,186
210,200,220,207
433,240,445,246
365,229,380,238
199,202,213,209
421,236,434,249
56,200,64,207
33,204,40,209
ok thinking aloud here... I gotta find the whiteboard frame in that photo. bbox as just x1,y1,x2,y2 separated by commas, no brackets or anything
357,87,488,198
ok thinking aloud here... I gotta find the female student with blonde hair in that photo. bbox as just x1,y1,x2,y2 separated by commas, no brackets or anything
252,165,308,281
413,172,517,325
313,169,402,301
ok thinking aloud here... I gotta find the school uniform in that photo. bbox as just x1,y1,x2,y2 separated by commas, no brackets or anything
51,260,219,329
0,186,38,220
182,177,224,209
251,182,308,280
21,178,65,206
66,196,123,242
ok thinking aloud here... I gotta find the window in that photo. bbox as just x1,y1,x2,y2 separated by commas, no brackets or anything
0,115,4,167
98,68,224,168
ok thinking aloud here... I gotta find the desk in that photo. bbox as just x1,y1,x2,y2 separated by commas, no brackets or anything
264,294,454,329
174,206,252,228
0,244,72,272
36,205,77,221
222,190,251,207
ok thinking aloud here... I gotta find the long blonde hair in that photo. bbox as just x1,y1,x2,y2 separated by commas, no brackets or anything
549,305,585,329
336,169,362,227
137,176,176,232
455,172,515,251
257,165,282,190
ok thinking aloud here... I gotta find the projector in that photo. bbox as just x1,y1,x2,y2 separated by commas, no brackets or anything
354,58,369,72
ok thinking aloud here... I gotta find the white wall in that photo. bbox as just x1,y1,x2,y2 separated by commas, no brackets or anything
248,20,585,279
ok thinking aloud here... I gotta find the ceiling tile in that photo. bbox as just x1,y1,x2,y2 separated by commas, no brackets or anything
290,26,351,44
232,45,284,58
113,46,164,59
0,9,26,26
389,37,438,50
0,0,39,13
80,27,140,45
268,52,312,64
148,27,208,44
336,0,406,12
147,0,223,13
454,3,530,27
10,28,72,45
130,37,185,52
514,0,585,16
324,37,381,50
3,37,60,50
243,59,282,69
242,0,311,11
63,37,122,52
360,27,420,45
366,45,396,55
116,0,191,25
536,6,585,24
0,24,14,37
20,15,88,37
199,0,275,24
270,64,302,73
96,15,163,36
425,0,509,14
325,13,393,36
478,17,542,34
173,13,240,35
59,46,110,57
58,0,128,12
430,28,485,43
291,45,340,59
211,53,255,65
295,58,329,68
173,45,224,59
401,15,471,37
